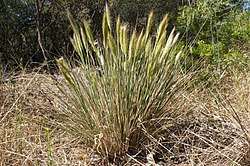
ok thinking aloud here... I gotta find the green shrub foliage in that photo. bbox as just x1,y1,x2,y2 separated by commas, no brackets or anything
176,0,250,69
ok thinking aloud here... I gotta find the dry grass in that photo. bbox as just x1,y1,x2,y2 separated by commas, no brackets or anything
0,71,89,165
0,67,249,165
122,69,250,165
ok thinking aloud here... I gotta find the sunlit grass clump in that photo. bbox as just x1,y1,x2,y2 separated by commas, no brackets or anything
56,5,192,160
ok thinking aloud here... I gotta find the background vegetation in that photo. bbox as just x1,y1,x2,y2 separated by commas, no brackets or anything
0,0,181,71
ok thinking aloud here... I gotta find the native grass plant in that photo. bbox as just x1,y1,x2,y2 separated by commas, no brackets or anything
56,5,194,160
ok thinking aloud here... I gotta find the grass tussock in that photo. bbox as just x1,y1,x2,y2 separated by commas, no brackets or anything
55,5,195,161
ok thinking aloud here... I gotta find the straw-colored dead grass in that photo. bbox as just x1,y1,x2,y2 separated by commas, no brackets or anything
0,68,249,165
0,72,90,165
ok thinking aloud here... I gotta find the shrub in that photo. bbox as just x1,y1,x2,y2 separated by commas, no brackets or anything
56,5,194,161
176,0,250,69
